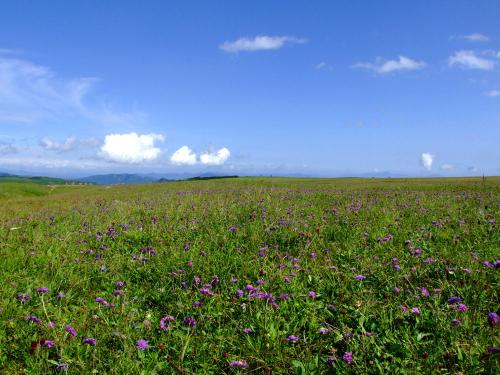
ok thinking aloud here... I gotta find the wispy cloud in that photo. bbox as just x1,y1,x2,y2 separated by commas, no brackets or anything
315,62,333,71
451,33,491,42
40,137,77,152
353,56,427,74
170,145,197,165
100,133,165,163
486,89,500,97
0,51,145,124
420,152,434,171
448,50,495,70
440,163,454,171
220,35,306,53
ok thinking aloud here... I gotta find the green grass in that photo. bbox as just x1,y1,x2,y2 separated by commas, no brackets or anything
0,177,498,374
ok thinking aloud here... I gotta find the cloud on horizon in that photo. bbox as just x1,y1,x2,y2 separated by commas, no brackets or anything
220,35,307,53
100,132,165,163
353,56,427,74
420,153,434,171
170,145,197,165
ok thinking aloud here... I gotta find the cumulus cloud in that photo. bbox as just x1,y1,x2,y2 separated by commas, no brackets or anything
486,89,500,97
100,132,165,163
448,50,495,70
0,51,144,124
170,146,197,165
440,163,454,171
220,35,306,53
200,147,230,166
40,137,77,152
420,153,434,171
353,56,427,74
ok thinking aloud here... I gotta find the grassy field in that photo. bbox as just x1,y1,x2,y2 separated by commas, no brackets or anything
0,177,498,374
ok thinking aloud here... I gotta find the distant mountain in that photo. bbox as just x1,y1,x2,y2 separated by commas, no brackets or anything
78,173,157,185
0,174,76,185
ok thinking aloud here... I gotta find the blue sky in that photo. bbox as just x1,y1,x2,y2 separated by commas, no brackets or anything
0,0,499,177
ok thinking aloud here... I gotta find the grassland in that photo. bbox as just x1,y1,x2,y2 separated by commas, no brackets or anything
0,177,498,374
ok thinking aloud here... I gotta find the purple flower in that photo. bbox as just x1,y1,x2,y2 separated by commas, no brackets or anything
55,363,69,372
18,292,30,303
47,321,55,328
160,315,175,332
192,301,202,308
136,339,149,350
355,275,366,281
451,319,461,326
56,293,65,299
230,277,239,283
243,327,253,334
488,312,499,327
411,307,421,315
199,288,214,296
83,337,96,346
487,347,500,354
235,290,244,298
37,287,49,294
393,287,401,294
183,316,196,328
113,289,124,296
308,291,317,299
457,303,468,313
43,340,55,348
116,281,125,288
228,360,248,368
26,315,41,325
229,226,238,232
326,355,337,366
286,335,300,342
420,288,430,297
318,327,329,335
448,296,462,304
342,351,353,365
65,325,77,337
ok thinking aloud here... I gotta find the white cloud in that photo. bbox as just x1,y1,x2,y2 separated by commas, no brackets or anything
0,142,17,155
0,51,144,124
100,132,165,163
170,146,197,165
40,137,77,152
315,61,333,71
220,35,306,53
440,163,454,170
486,89,500,97
353,56,427,74
448,50,495,70
463,33,490,42
420,153,434,171
200,147,230,165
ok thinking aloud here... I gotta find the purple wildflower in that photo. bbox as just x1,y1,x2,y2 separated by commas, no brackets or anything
355,275,366,281
83,337,96,346
55,363,69,372
448,296,462,304
192,301,203,308
26,315,41,325
230,277,238,283
65,325,77,337
420,288,430,297
342,352,353,365
286,335,300,342
136,339,149,350
37,287,49,294
228,360,248,368
457,303,468,313
488,312,499,327
411,307,421,315
116,281,125,288
243,327,253,334
451,319,461,326
160,315,175,332
235,290,244,298
308,291,317,299
43,340,55,348
229,226,238,232
18,292,30,303
56,293,65,299
183,316,196,328
318,327,329,335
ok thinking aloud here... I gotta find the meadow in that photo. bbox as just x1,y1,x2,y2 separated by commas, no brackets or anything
0,177,498,374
